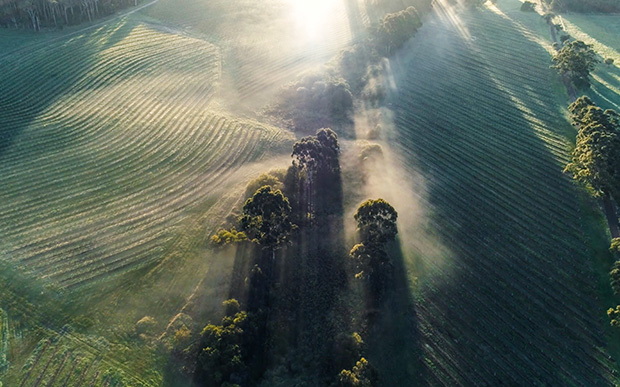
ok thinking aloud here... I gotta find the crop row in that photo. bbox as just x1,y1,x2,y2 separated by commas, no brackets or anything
0,19,291,290
390,6,616,385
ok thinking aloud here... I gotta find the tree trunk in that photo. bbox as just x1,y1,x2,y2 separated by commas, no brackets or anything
602,192,620,238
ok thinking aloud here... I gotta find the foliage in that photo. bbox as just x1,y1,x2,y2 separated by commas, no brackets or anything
564,97,620,199
350,243,388,281
198,301,252,387
551,0,620,13
610,238,620,255
290,128,343,218
332,332,364,373
608,305,620,327
605,58,615,66
354,199,398,246
271,73,354,134
337,357,378,387
551,40,600,89
0,0,141,30
373,6,422,56
520,1,536,11
211,227,248,247
292,128,341,175
245,174,283,200
333,44,380,94
240,186,294,251
610,261,620,295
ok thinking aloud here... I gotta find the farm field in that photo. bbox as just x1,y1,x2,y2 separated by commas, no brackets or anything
143,0,359,112
0,8,297,385
1,0,620,385
374,0,620,384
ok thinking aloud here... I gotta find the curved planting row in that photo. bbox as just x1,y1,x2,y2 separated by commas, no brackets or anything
0,18,292,290
143,0,354,103
388,5,617,386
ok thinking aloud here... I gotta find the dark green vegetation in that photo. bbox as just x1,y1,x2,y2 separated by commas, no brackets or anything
0,0,142,30
549,0,620,13
2,0,620,385
565,96,620,201
520,1,536,12
552,40,600,89
269,3,424,135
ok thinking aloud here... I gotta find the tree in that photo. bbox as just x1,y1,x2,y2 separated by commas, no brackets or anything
353,199,398,246
610,238,620,295
210,227,247,247
373,6,422,56
565,98,620,199
292,128,340,175
349,243,388,281
198,300,252,387
552,40,600,89
291,128,342,218
520,1,536,11
240,186,294,257
338,357,378,387
608,305,620,327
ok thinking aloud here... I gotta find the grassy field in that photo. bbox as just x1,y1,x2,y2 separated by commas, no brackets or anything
370,0,620,384
0,8,296,386
2,0,620,385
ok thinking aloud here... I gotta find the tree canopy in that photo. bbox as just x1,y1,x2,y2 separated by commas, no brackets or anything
552,40,600,89
240,186,294,251
373,6,422,56
292,128,340,176
198,299,253,387
564,97,620,199
353,198,398,246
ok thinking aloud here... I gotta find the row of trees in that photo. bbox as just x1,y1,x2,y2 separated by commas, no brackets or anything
0,0,139,30
547,0,620,13
562,97,620,326
269,5,423,136
199,125,402,385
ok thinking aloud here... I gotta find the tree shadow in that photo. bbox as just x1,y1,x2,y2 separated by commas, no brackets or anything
382,7,617,385
0,19,135,157
366,240,425,385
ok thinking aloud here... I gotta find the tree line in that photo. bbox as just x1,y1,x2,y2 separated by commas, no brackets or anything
0,0,140,30
267,3,425,136
547,0,620,13
191,127,400,386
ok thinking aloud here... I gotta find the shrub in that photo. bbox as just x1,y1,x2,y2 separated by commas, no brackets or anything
210,228,248,247
135,316,156,335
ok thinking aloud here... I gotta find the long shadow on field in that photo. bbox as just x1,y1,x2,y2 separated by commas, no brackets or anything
589,65,620,111
366,241,425,386
384,7,616,385
0,20,134,156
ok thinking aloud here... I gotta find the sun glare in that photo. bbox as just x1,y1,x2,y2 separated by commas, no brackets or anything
289,0,336,40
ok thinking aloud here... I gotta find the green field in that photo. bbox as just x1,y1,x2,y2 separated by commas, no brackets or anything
0,9,296,386
378,0,620,384
1,0,620,385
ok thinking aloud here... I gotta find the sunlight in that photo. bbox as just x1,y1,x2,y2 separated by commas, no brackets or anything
288,0,337,40
433,0,471,41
